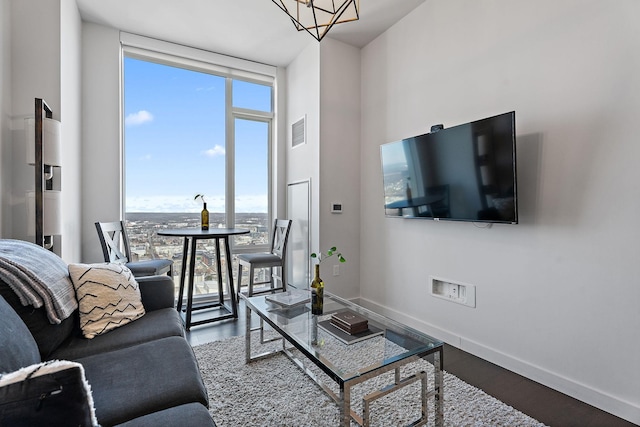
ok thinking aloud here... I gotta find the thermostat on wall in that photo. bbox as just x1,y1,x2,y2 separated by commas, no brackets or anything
331,202,343,213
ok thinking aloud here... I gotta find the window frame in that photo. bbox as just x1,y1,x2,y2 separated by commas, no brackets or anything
229,107,274,254
120,33,276,253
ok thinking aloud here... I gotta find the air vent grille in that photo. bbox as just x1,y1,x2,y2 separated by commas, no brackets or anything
292,116,306,147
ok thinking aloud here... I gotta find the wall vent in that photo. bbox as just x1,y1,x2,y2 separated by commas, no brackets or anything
292,116,306,148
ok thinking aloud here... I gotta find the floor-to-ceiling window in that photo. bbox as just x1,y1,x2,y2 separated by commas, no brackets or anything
121,41,274,299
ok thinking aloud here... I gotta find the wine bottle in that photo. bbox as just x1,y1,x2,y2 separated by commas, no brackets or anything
201,202,209,230
310,264,324,315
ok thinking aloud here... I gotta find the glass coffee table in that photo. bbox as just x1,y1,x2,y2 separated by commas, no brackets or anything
243,291,444,426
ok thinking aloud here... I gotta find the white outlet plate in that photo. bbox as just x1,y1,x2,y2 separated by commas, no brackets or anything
429,276,476,308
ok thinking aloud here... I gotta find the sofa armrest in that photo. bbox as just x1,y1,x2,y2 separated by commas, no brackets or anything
0,360,98,427
137,275,175,311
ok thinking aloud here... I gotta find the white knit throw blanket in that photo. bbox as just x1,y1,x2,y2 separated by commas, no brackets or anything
0,239,77,324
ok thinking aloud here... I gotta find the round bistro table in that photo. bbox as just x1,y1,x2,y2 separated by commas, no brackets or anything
157,228,250,329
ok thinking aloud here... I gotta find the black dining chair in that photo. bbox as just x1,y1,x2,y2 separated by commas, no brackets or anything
95,221,173,278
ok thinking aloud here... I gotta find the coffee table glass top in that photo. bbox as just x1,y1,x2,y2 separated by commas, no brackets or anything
245,291,443,383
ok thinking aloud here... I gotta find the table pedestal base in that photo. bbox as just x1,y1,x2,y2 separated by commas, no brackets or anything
157,228,250,330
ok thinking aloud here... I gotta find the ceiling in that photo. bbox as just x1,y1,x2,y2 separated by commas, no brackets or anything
75,0,425,67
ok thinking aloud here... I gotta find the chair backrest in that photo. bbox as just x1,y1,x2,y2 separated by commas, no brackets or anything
95,221,131,263
270,219,292,261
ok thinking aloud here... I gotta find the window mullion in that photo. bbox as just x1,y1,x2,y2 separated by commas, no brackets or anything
232,107,274,121
225,77,235,231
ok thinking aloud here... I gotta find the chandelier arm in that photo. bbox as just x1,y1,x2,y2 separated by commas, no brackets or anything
271,0,359,42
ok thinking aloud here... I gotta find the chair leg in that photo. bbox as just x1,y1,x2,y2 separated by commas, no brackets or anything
248,265,255,297
280,264,287,293
269,265,285,293
237,263,243,298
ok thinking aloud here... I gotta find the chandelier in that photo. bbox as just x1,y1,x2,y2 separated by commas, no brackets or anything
271,0,360,42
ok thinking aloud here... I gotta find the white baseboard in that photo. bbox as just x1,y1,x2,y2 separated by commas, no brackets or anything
353,297,640,425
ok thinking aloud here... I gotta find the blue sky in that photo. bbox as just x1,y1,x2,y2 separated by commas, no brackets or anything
124,57,270,213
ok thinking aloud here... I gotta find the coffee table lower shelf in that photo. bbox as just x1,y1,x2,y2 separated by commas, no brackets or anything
244,302,443,427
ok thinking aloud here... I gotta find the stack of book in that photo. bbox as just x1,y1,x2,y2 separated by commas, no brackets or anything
330,310,369,335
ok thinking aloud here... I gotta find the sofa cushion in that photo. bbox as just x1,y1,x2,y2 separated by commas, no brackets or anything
50,307,184,360
137,275,176,311
0,360,98,427
0,296,41,373
114,403,216,427
78,336,209,426
125,258,172,278
0,280,76,359
68,263,145,339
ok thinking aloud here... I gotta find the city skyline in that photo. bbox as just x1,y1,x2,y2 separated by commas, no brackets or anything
125,211,271,296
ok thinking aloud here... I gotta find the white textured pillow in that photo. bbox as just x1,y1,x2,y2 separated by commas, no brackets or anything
68,263,145,339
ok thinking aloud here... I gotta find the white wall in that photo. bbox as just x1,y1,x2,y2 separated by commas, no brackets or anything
0,0,10,237
80,22,122,263
3,0,81,262
286,41,320,286
359,1,640,423
59,0,82,261
319,39,361,299
285,39,362,296
8,0,61,248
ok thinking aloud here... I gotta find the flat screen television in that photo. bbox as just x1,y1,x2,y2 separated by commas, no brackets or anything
380,111,517,224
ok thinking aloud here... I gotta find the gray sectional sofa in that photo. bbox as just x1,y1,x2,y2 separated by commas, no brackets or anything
0,249,215,427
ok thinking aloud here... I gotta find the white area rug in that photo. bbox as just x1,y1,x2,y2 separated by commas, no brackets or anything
193,334,548,427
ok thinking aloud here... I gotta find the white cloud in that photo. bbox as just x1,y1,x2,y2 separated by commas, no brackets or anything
126,195,222,213
234,194,269,213
125,194,267,213
125,110,154,126
203,145,225,157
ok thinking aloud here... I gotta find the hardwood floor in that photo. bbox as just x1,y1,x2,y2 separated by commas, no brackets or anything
186,300,636,427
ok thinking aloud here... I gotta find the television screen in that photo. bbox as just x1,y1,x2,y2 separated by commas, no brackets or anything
380,111,517,224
